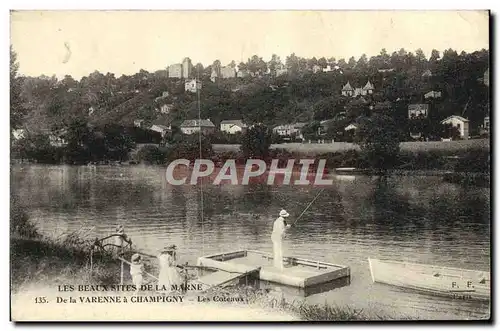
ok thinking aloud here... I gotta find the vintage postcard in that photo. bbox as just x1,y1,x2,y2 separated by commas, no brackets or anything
10,10,491,322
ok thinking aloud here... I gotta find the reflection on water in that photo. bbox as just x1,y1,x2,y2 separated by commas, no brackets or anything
11,165,491,319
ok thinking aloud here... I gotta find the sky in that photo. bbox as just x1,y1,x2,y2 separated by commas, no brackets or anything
10,10,489,80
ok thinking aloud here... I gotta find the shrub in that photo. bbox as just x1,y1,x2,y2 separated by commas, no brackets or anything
134,145,168,164
10,195,39,239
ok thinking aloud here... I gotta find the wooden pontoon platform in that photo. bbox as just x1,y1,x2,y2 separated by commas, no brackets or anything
197,250,350,288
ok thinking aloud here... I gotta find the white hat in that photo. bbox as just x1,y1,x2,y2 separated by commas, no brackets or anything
131,253,141,263
279,209,290,218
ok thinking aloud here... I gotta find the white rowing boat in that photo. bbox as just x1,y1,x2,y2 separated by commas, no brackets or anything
368,258,490,302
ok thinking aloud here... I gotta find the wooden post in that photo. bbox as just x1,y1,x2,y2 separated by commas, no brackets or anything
120,260,124,285
90,248,93,272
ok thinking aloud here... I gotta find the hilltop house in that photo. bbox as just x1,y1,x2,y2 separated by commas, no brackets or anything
341,81,374,97
408,104,429,119
273,123,307,141
180,119,216,135
345,123,358,131
134,119,144,128
220,120,247,134
441,115,469,140
341,82,354,97
150,124,171,138
168,58,192,79
237,69,250,78
220,66,236,79
424,90,442,99
185,79,201,93
158,103,174,114
323,65,335,73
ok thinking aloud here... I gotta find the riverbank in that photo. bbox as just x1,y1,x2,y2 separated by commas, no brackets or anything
10,198,406,321
11,235,408,321
12,139,490,172
213,139,490,154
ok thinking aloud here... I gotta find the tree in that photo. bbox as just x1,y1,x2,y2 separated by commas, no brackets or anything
348,56,357,69
415,48,426,64
307,57,318,70
268,54,281,76
238,62,247,72
357,54,368,71
247,55,267,75
337,58,347,70
318,57,328,68
194,63,204,75
354,114,401,173
10,46,26,130
212,60,221,76
429,49,440,64
380,48,390,67
301,121,320,140
285,53,300,74
240,125,272,159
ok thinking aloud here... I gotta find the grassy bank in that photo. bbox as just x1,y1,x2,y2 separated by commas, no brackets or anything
213,138,490,154
127,138,490,174
220,286,409,321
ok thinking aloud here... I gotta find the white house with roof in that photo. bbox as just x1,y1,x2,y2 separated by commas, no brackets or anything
440,115,469,140
185,79,201,93
345,123,358,131
323,65,336,73
150,124,171,138
180,119,215,135
237,69,250,78
341,82,354,97
424,90,442,99
273,123,307,140
158,103,174,114
220,120,247,134
341,81,374,97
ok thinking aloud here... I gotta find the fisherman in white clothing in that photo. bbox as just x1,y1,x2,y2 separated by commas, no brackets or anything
272,209,291,271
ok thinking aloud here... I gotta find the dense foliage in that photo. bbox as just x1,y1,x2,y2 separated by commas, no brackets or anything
355,114,401,172
10,47,489,164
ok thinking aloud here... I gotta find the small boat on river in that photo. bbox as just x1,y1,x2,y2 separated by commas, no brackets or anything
197,250,350,288
368,258,490,302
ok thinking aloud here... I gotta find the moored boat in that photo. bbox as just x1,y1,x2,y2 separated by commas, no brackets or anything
368,258,490,302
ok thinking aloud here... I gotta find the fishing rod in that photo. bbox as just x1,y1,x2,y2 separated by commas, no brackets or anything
291,188,325,226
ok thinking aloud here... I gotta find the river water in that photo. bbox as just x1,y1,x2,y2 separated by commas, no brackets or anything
11,164,491,320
